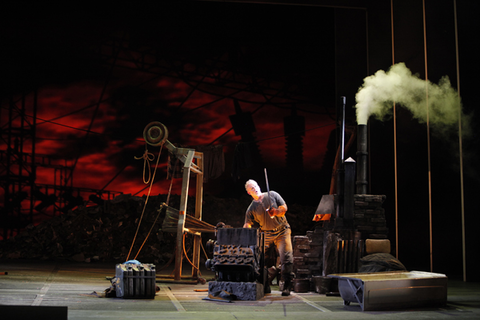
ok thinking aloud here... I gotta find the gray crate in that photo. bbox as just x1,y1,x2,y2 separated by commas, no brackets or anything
115,263,156,299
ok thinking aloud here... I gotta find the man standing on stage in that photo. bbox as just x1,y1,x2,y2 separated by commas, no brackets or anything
243,179,294,296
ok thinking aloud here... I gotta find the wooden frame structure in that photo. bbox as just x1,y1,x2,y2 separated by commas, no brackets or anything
143,122,204,282
167,144,204,281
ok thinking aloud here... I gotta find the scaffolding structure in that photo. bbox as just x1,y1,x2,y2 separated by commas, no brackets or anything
1,24,326,241
0,92,122,239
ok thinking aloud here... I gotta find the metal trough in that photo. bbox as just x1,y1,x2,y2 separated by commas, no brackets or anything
328,271,448,311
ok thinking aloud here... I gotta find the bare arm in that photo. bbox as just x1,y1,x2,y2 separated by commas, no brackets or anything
269,204,288,217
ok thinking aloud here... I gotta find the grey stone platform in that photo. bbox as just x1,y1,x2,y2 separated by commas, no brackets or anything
1,259,479,320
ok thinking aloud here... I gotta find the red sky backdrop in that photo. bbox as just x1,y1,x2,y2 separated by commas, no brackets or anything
2,70,335,211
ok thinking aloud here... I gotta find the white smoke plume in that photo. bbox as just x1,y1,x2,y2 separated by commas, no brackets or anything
355,63,469,137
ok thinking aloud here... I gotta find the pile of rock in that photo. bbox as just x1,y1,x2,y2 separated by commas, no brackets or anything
0,193,317,264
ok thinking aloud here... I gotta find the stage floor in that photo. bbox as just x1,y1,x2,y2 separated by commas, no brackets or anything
0,259,479,320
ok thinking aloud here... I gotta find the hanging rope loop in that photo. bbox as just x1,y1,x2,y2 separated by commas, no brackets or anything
126,143,163,261
134,146,155,184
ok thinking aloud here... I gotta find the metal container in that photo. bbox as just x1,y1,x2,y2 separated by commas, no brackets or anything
328,271,447,311
115,263,156,299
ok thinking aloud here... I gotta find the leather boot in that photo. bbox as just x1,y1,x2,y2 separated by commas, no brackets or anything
281,273,293,296
281,263,294,296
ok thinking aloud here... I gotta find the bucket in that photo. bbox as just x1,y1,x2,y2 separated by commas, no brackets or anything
313,276,332,294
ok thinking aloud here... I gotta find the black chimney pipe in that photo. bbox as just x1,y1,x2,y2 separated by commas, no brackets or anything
356,124,368,194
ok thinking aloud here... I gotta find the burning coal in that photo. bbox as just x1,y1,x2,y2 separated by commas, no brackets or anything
354,63,469,136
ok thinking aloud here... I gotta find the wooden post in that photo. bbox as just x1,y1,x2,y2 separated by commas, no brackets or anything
192,152,203,278
174,150,194,281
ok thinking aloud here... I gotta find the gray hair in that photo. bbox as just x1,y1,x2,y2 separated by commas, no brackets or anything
245,179,258,190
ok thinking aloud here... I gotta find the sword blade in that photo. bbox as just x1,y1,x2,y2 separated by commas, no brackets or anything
264,168,272,212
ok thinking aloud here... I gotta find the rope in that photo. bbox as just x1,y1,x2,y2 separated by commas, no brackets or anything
453,0,467,283
422,0,433,273
182,232,201,276
129,150,208,277
200,239,209,261
133,206,163,260
166,157,179,206
133,158,179,260
134,146,155,184
126,143,163,261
